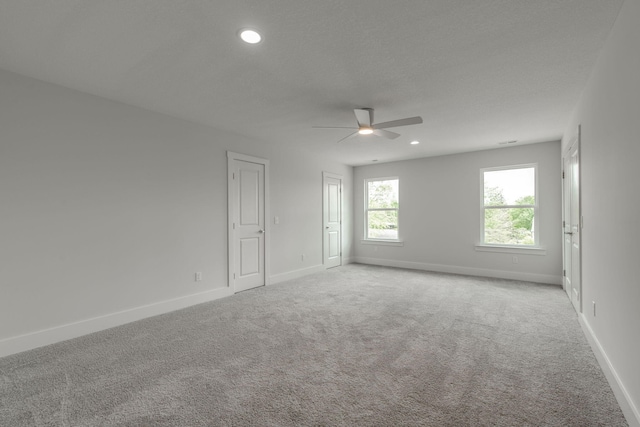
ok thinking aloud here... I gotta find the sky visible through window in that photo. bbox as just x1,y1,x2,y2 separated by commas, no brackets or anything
484,168,535,205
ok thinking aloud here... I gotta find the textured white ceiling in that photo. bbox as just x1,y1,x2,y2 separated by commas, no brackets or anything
0,1,624,165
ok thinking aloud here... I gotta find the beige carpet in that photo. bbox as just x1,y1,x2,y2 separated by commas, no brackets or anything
0,264,628,426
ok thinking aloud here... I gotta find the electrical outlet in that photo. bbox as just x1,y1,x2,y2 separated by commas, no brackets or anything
274,216,280,224
195,272,202,282
512,256,518,264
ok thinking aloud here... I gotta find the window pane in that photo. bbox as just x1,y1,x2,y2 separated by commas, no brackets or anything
367,179,399,209
367,210,398,239
484,208,535,245
484,168,535,206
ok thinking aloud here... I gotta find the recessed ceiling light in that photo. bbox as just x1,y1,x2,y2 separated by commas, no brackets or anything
410,140,420,145
239,29,262,44
358,127,374,135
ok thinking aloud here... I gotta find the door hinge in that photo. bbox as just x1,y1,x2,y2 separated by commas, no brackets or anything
562,171,565,179
563,269,566,277
233,223,236,229
562,220,565,228
232,172,235,180
233,273,236,279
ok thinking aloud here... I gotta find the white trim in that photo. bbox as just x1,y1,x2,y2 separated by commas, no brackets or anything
227,151,271,293
322,171,343,180
270,264,326,285
0,287,232,358
480,163,538,173
579,315,640,427
361,239,404,247
474,245,546,255
353,257,562,285
323,171,343,269
271,259,355,285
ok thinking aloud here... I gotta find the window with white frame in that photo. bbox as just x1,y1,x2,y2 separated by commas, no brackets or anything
365,178,399,240
481,165,537,246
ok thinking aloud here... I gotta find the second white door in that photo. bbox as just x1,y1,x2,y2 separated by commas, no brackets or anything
323,172,342,269
563,130,581,313
230,156,266,293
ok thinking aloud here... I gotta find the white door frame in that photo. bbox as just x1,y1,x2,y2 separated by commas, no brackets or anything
562,126,581,312
323,171,343,268
227,151,270,292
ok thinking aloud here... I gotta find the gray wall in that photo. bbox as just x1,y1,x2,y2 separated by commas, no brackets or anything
562,0,640,421
353,142,562,284
0,69,353,352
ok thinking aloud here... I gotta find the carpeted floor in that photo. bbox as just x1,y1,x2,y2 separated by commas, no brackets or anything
0,264,628,426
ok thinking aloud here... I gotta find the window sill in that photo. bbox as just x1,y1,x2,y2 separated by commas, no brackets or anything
474,245,546,256
361,239,404,247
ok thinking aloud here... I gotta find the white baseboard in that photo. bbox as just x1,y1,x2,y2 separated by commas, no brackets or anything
353,257,562,285
0,287,232,359
1,260,353,359
269,258,358,285
579,315,640,427
270,264,326,285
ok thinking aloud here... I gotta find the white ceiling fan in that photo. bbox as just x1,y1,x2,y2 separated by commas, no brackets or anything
313,108,423,143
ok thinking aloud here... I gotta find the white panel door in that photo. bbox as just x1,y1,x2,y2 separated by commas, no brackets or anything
563,155,573,300
323,173,342,269
569,144,581,312
562,130,581,313
232,159,265,293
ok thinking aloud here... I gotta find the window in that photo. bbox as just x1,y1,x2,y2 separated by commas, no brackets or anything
365,178,399,240
481,165,537,246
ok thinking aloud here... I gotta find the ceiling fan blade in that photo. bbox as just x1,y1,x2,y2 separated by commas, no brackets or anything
354,108,373,127
336,131,359,143
373,129,401,140
312,126,358,129
374,116,423,129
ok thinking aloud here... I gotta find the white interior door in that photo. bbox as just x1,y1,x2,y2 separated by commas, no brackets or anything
563,156,573,299
228,153,268,293
569,144,581,312
563,130,581,313
323,172,342,269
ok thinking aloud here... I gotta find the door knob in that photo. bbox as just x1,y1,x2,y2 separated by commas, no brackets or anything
258,229,265,234
325,226,330,229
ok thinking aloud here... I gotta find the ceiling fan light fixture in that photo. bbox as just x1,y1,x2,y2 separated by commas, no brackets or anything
239,29,262,44
315,108,423,143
